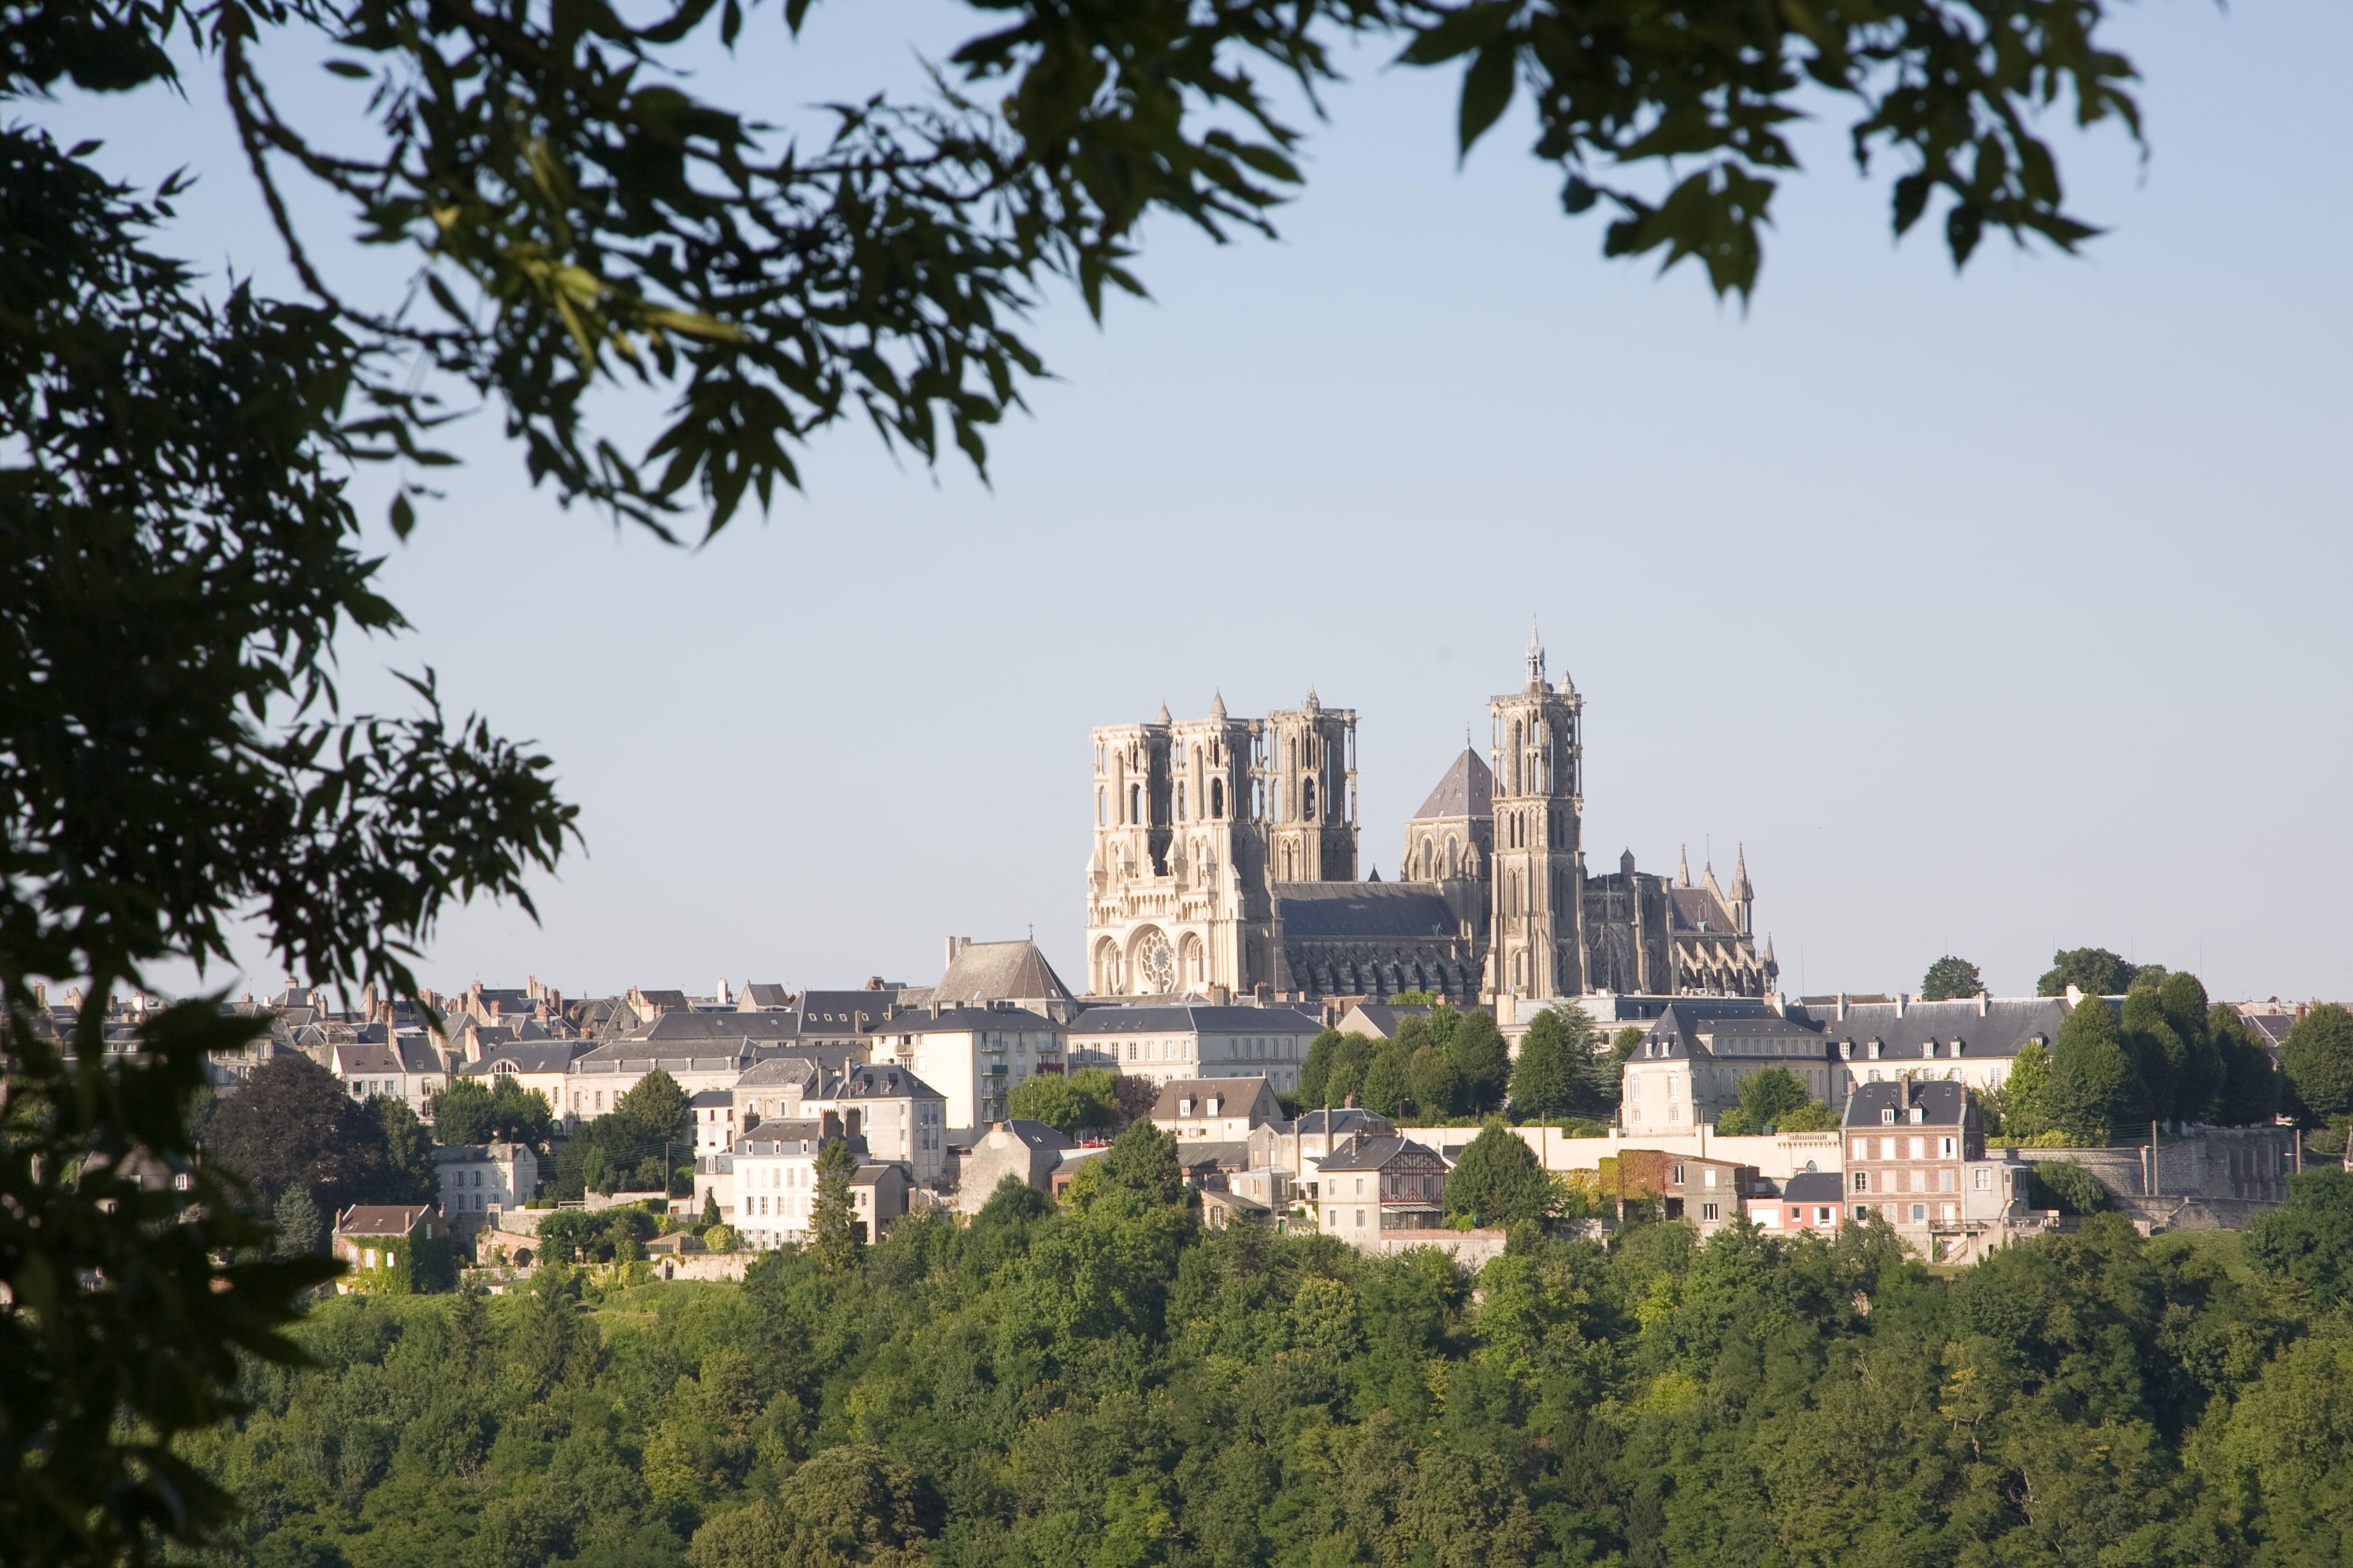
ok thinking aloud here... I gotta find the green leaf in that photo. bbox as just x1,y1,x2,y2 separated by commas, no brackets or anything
390,493,416,540
1457,43,1517,159
1561,175,1598,215
324,60,372,78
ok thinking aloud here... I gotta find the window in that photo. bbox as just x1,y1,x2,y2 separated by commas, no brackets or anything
1355,1178,1366,1196
1908,1136,1924,1159
1940,1168,1956,1193
1701,1203,1720,1221
1853,1172,1869,1193
1355,1209,1366,1228
1909,1107,1924,1124
1671,1165,1684,1184
1788,1207,1802,1223
1880,1108,1895,1124
1921,1042,1935,1059
1940,1136,1956,1158
1909,1203,1927,1222
1816,1207,1833,1224
1972,1168,1990,1191
1702,1168,1717,1189
1852,1138,1868,1159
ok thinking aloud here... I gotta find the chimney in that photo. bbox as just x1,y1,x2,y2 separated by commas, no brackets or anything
1976,991,1990,1017
1835,991,1847,1021
1894,992,1909,1018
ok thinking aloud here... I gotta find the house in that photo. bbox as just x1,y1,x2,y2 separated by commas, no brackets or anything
458,1040,585,1118
1315,1135,1448,1247
1747,1170,1847,1233
896,936,1080,1017
1200,1186,1271,1230
331,1205,448,1291
692,1089,738,1153
431,1142,537,1221
727,1121,829,1250
850,1163,912,1239
1065,1003,1323,1093
732,1056,822,1125
1225,1166,1294,1212
1147,1077,1282,1142
1842,1079,2029,1246
331,1036,449,1117
1656,1156,1761,1234
801,1063,950,1187
956,1120,1072,1212
1246,1106,1394,1189
873,1003,1067,1129
1333,1001,1432,1040
565,1035,759,1121
692,1151,734,1221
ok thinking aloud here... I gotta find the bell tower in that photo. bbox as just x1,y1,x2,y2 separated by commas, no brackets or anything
1486,629,1585,1003
1262,689,1358,885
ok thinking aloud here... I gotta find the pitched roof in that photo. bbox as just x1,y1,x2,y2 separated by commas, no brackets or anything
930,940,1075,1006
1410,747,1494,822
1279,1107,1394,1138
1316,1135,1443,1173
1068,1003,1323,1036
882,1005,1061,1035
1267,882,1463,940
1789,996,2065,1061
335,1204,435,1237
464,1041,586,1075
734,1056,822,1089
738,983,794,1010
1780,1171,1847,1203
1150,1077,1277,1119
996,1119,1072,1151
639,1011,803,1044
1843,1078,1971,1129
819,1063,943,1101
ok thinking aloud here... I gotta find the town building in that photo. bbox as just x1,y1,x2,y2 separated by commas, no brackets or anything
330,1035,448,1117
850,1164,912,1239
1313,1135,1448,1245
1841,1080,2030,1253
1655,1155,1761,1235
430,1142,537,1219
458,1040,585,1116
956,1120,1073,1212
1065,1002,1320,1092
874,1005,1068,1129
1747,1170,1849,1234
802,1063,949,1187
1146,1077,1283,1142
727,1121,829,1249
330,1204,448,1291
691,1089,738,1153
1246,1107,1395,1190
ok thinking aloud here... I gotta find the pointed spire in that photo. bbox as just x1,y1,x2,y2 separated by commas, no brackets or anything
1305,685,1320,711
1156,699,1172,725
1524,620,1545,687
1731,843,1753,901
1677,845,1691,887
1210,688,1227,720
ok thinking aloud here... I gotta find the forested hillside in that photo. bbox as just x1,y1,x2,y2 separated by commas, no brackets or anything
189,1129,2353,1568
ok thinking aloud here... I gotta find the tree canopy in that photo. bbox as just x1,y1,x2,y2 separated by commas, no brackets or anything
205,1054,419,1214
2038,946,2145,997
1919,954,1984,1000
2046,995,2144,1142
1507,1006,1589,1120
430,1075,557,1147
1441,1120,1556,1228
2280,1003,2353,1126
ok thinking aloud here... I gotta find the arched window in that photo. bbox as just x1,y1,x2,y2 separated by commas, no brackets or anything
1210,778,1225,818
1130,784,1142,825
1177,783,1187,821
1097,788,1106,826
1303,778,1316,820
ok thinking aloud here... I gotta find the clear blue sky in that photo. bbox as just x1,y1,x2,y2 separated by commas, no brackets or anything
58,2,2353,1005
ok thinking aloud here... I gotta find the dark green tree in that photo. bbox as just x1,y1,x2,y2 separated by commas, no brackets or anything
2248,1167,2353,1307
204,1055,390,1213
2030,1159,2112,1215
701,1188,722,1230
1721,1066,1809,1134
1007,1073,1091,1136
368,1095,439,1205
1999,1040,2057,1138
2157,973,2226,1123
1447,1010,1513,1115
810,1138,864,1273
1507,1008,1586,1120
1443,1121,1556,1228
2048,997,2147,1142
1359,1045,1412,1119
1326,1036,1381,1108
1424,1003,1462,1056
1299,1029,1347,1105
2281,1003,2353,1125
1405,1046,1462,1121
2212,1006,2282,1126
2037,947,2141,997
432,1076,556,1146
2119,988,2189,1122
1920,955,1983,1000
270,1185,323,1258
613,1068,693,1152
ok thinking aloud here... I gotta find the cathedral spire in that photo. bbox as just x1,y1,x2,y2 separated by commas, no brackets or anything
1210,688,1227,720
1156,700,1172,725
1677,845,1691,887
1524,620,1545,688
1731,843,1753,902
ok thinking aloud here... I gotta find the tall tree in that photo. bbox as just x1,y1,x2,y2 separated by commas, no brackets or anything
1359,1045,1412,1120
2248,1168,2353,1308
1448,1010,1513,1115
810,1137,864,1273
204,1055,391,1214
2037,947,2141,998
432,1077,555,1147
2158,973,2227,1123
1300,1029,1346,1105
270,1186,323,1258
1007,1074,1091,1137
369,1096,440,1205
1997,1041,2057,1139
1920,955,1984,1001
1726,1066,1809,1133
2280,1004,2353,1126
2119,989,2189,1122
2212,1006,2282,1127
1508,1008,1587,1121
1443,1121,1557,1229
1326,1036,1380,1108
2048,997,2147,1142
1405,1046,1462,1121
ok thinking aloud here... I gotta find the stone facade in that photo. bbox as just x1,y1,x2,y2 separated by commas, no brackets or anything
1084,636,1775,1006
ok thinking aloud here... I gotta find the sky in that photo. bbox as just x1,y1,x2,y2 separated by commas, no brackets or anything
50,1,2353,1006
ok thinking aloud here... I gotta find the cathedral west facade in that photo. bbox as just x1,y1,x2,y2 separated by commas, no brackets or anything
1084,636,1777,1006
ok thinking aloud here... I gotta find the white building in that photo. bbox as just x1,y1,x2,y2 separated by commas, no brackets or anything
430,1141,537,1219
1146,1077,1283,1142
331,1034,448,1118
691,1089,738,1154
727,1121,826,1251
1065,1002,1321,1093
874,1005,1067,1129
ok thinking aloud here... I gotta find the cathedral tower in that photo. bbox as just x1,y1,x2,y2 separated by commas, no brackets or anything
1486,630,1585,1001
1262,690,1357,885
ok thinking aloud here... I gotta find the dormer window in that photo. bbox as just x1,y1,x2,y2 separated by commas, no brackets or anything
1867,1041,1883,1060
1921,1042,1935,1059
1909,1108,1925,1124
1839,1042,1853,1061
1880,1109,1895,1124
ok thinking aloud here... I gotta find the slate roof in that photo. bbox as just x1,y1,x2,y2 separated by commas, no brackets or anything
1636,999,1796,1057
1788,996,2066,1061
1844,1078,1971,1129
463,1041,586,1076
997,1119,1072,1151
734,1121,829,1156
1068,1004,1323,1036
1668,886,1740,933
734,1056,822,1090
1268,882,1462,940
882,1005,1061,1035
738,983,794,1010
1151,1077,1277,1119
1316,1135,1443,1173
690,1089,734,1108
2241,1013,2294,1049
792,992,895,1032
637,1011,803,1044
431,1143,524,1164
820,1063,943,1102
335,1204,436,1237
928,940,1075,1006
1410,748,1494,822
1281,1107,1394,1138
1344,1003,1429,1038
1781,1171,1847,1204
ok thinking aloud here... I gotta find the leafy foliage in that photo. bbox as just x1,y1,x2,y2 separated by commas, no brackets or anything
2029,1158,2111,1214
2280,1003,2353,1125
2247,1167,2353,1307
1506,1005,1588,1119
809,1136,863,1272
1445,1008,1512,1115
2038,945,2143,996
1919,954,1983,999
1007,1067,1129,1136
205,1055,423,1214
430,1075,557,1147
1442,1119,1555,1227
2048,994,2143,1142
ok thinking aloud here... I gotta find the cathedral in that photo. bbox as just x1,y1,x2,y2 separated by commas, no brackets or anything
1083,635,1778,1005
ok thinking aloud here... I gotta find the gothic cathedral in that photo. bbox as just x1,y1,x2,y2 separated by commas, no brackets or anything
1084,635,1777,1005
